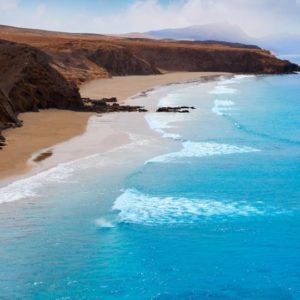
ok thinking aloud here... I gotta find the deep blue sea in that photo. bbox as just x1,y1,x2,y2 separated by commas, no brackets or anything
0,74,299,299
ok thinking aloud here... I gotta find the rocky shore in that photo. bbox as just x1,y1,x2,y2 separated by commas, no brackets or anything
156,106,196,113
82,98,148,113
0,26,299,150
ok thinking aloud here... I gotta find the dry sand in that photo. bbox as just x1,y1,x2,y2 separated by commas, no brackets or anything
0,72,227,183
0,110,92,180
80,72,227,102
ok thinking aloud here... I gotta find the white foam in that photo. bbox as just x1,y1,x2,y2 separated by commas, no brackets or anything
212,99,237,116
113,189,263,225
0,153,113,204
144,113,189,140
219,75,255,85
94,218,115,228
209,85,237,95
147,141,260,163
0,131,159,204
210,74,255,95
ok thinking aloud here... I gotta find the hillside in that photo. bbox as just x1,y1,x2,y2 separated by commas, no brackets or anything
144,23,300,55
0,39,84,142
0,25,298,143
0,25,298,86
146,23,252,44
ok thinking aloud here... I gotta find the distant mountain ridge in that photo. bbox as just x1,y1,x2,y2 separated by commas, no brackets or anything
146,23,253,44
144,23,300,55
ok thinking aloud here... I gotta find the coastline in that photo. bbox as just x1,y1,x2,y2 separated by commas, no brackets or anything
80,72,229,102
0,72,228,186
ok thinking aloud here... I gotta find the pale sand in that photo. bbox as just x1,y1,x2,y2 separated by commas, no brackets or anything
0,110,92,180
0,72,227,184
80,72,228,102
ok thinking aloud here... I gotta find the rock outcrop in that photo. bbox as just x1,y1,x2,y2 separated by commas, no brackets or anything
129,44,299,75
157,106,196,113
0,25,298,85
0,25,299,149
0,39,84,138
82,97,147,113
88,45,159,76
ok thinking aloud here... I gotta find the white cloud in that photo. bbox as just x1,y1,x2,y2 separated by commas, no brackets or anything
90,0,300,37
0,0,300,37
0,0,20,12
92,0,189,33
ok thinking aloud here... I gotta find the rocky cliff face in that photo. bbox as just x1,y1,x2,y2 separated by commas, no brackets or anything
126,43,298,74
0,25,298,85
0,39,84,137
0,26,299,143
88,45,159,76
38,39,300,84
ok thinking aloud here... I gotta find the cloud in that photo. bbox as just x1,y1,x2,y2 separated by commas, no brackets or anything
91,0,300,37
0,0,20,12
0,0,299,37
92,0,189,33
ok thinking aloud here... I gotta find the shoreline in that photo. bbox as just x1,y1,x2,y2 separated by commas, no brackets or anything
0,72,228,187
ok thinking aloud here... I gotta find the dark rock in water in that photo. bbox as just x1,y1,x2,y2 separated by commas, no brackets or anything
102,97,117,103
138,108,148,112
82,97,118,104
82,97,147,113
156,106,196,113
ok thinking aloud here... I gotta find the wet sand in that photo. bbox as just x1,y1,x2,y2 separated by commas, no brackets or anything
0,72,227,184
80,72,228,102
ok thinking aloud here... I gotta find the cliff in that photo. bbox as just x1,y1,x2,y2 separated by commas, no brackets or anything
0,39,84,138
126,42,298,74
0,25,299,143
0,25,298,86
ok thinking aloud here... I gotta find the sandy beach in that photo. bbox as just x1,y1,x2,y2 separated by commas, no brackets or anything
80,72,227,102
0,72,227,184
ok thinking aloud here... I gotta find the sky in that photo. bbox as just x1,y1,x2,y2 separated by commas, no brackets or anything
0,0,300,38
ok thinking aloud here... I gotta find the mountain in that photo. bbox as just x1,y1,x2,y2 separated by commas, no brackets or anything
146,23,254,44
0,24,296,83
145,23,300,55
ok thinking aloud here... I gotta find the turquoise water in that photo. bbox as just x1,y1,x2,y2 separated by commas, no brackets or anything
0,74,300,299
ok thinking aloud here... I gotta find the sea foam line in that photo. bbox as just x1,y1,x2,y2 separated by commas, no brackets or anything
212,99,237,116
0,153,106,204
113,189,264,225
0,132,154,204
209,74,255,95
144,113,188,140
209,85,237,95
146,141,260,163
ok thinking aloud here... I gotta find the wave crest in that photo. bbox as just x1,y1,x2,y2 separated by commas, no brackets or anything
113,189,264,225
147,141,260,163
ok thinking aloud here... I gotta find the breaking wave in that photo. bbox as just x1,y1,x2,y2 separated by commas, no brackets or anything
212,100,237,116
144,113,189,140
147,141,260,163
113,189,264,225
0,153,109,204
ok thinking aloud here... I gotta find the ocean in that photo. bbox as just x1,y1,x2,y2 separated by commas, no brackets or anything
0,74,299,299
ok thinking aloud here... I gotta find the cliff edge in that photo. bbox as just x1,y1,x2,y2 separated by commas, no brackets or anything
0,39,84,140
